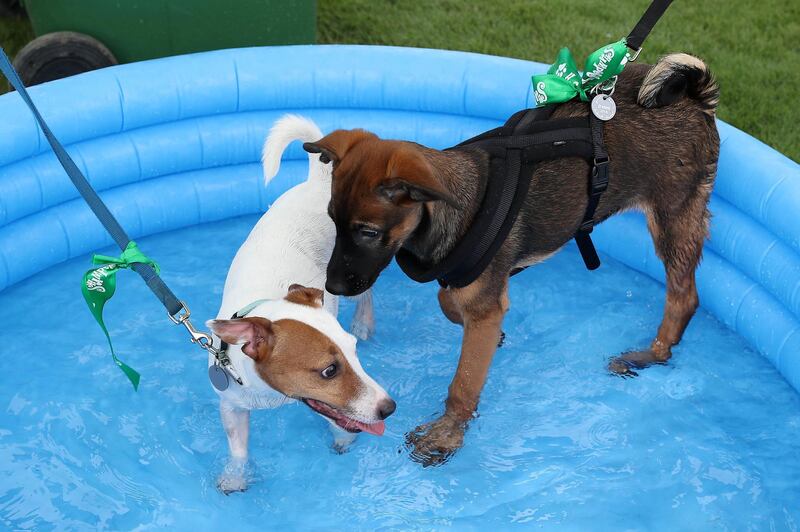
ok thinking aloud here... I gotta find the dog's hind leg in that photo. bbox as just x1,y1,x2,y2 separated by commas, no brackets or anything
217,400,250,494
350,289,375,340
609,178,712,376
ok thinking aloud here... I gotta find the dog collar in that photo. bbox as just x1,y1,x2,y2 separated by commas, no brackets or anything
209,299,270,391
395,105,606,288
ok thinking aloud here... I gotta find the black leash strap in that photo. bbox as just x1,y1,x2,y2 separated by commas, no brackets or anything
626,0,674,51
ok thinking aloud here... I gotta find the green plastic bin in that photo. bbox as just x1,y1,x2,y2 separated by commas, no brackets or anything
14,0,316,85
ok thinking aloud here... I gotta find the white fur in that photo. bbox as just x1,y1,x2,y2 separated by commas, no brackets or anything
262,114,325,186
210,115,387,493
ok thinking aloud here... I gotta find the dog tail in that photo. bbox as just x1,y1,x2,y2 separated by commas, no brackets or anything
637,53,719,117
262,114,327,186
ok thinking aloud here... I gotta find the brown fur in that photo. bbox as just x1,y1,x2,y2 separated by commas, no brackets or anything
261,319,362,407
311,56,720,465
209,283,369,412
285,284,325,308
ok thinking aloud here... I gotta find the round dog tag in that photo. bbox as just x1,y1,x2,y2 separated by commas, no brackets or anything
208,364,230,391
591,94,617,121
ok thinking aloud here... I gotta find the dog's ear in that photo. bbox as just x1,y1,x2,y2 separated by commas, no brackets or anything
377,149,458,207
285,284,324,308
206,317,275,361
303,129,373,165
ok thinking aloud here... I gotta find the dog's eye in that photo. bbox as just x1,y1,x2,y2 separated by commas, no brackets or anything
320,364,337,379
359,227,380,239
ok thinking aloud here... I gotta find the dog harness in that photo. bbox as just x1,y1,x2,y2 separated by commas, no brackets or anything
395,106,609,288
395,0,672,289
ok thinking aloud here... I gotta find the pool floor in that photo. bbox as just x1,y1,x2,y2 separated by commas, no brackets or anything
1,215,798,530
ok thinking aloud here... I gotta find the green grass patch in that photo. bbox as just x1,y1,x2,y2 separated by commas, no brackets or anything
318,0,799,161
2,2,797,160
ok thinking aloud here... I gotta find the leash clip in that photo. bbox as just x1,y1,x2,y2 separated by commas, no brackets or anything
168,301,244,385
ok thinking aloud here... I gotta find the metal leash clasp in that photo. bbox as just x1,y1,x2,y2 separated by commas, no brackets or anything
168,301,244,385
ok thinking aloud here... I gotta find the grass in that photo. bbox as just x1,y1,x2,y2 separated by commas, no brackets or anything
317,0,799,161
2,1,798,160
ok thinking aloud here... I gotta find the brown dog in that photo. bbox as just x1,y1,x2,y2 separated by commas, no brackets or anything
304,54,720,465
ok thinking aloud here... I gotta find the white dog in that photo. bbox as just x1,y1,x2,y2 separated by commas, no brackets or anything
207,115,394,494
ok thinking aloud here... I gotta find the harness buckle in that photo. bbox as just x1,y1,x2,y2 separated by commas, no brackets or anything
591,156,610,194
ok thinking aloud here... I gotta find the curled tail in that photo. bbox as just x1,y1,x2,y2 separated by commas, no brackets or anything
262,114,327,186
638,53,719,117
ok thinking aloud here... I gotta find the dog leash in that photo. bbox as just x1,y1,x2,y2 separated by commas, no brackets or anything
0,46,243,390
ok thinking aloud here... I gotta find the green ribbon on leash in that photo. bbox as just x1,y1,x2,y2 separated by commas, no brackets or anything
81,241,159,390
531,39,631,106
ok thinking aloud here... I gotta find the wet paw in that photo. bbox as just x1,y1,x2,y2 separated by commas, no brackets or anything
217,459,248,495
332,442,351,455
405,415,465,467
332,434,357,454
608,349,669,377
350,319,373,341
217,473,248,495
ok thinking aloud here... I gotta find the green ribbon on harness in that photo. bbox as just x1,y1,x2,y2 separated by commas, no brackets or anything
81,241,160,390
531,39,631,106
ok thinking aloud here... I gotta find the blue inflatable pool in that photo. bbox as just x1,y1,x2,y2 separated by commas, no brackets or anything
0,46,798,529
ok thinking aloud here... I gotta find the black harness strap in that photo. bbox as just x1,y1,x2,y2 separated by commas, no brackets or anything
395,110,595,288
574,113,609,270
626,0,673,52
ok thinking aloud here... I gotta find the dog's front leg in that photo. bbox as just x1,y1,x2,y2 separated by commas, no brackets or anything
407,279,509,466
217,400,250,494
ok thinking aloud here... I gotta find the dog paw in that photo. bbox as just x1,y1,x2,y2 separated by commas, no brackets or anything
350,319,373,341
328,420,358,453
405,415,465,467
332,434,357,454
332,441,351,454
608,349,670,377
217,473,248,495
217,459,249,495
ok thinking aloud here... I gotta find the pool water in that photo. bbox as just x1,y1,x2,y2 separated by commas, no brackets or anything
1,215,798,530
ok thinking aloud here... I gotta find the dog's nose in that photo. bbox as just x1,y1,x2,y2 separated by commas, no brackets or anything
377,398,396,420
325,278,349,296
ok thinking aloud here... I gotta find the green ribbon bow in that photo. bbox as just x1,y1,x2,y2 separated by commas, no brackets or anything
81,241,159,390
531,39,631,106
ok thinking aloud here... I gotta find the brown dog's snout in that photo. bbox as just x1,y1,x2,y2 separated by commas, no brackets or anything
377,398,396,420
325,277,350,296
325,262,369,296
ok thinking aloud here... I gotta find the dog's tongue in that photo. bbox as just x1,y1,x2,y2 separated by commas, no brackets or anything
354,419,385,436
